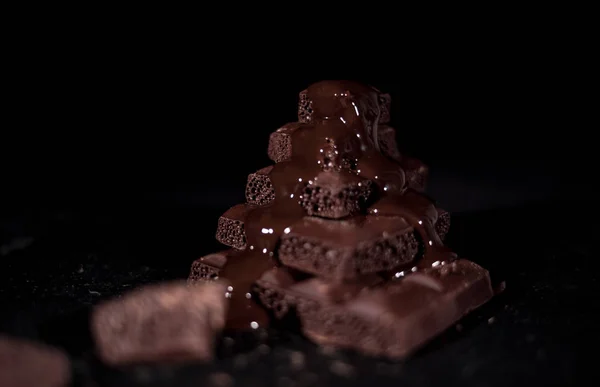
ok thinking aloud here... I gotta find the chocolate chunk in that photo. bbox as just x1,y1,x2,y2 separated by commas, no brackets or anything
300,172,373,219
266,123,428,192
278,215,419,280
256,260,493,359
91,281,228,365
298,82,391,125
188,250,233,282
246,166,275,206
435,208,451,241
215,204,252,250
267,123,302,163
0,336,71,387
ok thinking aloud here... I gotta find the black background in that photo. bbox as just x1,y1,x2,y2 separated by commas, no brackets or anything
0,20,596,386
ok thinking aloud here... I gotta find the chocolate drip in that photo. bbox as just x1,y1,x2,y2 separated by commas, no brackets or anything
213,80,452,331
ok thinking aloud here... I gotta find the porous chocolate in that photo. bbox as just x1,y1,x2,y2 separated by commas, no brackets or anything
192,80,493,355
215,204,251,250
278,215,419,280
188,250,232,282
255,260,493,359
246,166,275,206
300,172,373,219
91,281,228,365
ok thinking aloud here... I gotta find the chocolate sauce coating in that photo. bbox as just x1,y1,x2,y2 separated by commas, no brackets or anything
193,80,487,336
278,215,419,280
255,260,493,359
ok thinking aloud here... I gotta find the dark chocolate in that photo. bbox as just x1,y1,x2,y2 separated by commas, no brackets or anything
279,215,419,280
255,260,493,359
0,335,71,387
91,281,228,365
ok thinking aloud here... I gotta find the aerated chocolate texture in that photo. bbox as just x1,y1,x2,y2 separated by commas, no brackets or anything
190,80,494,358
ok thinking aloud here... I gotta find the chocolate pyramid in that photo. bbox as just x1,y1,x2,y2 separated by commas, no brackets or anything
189,81,494,359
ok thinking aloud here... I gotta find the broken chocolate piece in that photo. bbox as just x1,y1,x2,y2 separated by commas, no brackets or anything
267,123,302,163
246,166,275,206
278,215,419,280
215,204,252,250
300,172,373,219
0,336,71,387
256,260,492,359
188,250,233,282
91,281,228,365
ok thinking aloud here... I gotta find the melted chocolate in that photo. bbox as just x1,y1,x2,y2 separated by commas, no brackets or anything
218,80,453,331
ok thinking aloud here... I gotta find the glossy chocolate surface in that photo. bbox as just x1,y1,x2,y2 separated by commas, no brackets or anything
196,80,485,332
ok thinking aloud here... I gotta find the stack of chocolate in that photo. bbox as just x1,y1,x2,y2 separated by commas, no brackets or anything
189,80,494,359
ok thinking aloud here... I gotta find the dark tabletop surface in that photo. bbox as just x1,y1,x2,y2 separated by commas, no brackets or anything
0,166,596,387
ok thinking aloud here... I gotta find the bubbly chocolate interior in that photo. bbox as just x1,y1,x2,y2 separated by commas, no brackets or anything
194,80,482,332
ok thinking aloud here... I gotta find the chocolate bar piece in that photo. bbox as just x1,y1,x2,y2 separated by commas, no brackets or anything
300,172,373,219
215,204,252,250
267,122,302,163
0,336,71,387
255,259,493,359
278,215,419,280
188,250,232,282
266,123,428,192
246,166,275,206
91,281,228,365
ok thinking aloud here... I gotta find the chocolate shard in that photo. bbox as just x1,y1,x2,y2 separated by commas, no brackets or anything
278,215,419,280
435,208,451,241
267,123,302,163
256,260,493,359
91,281,229,365
0,335,71,387
300,172,374,219
215,204,252,250
188,250,234,283
246,166,275,206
